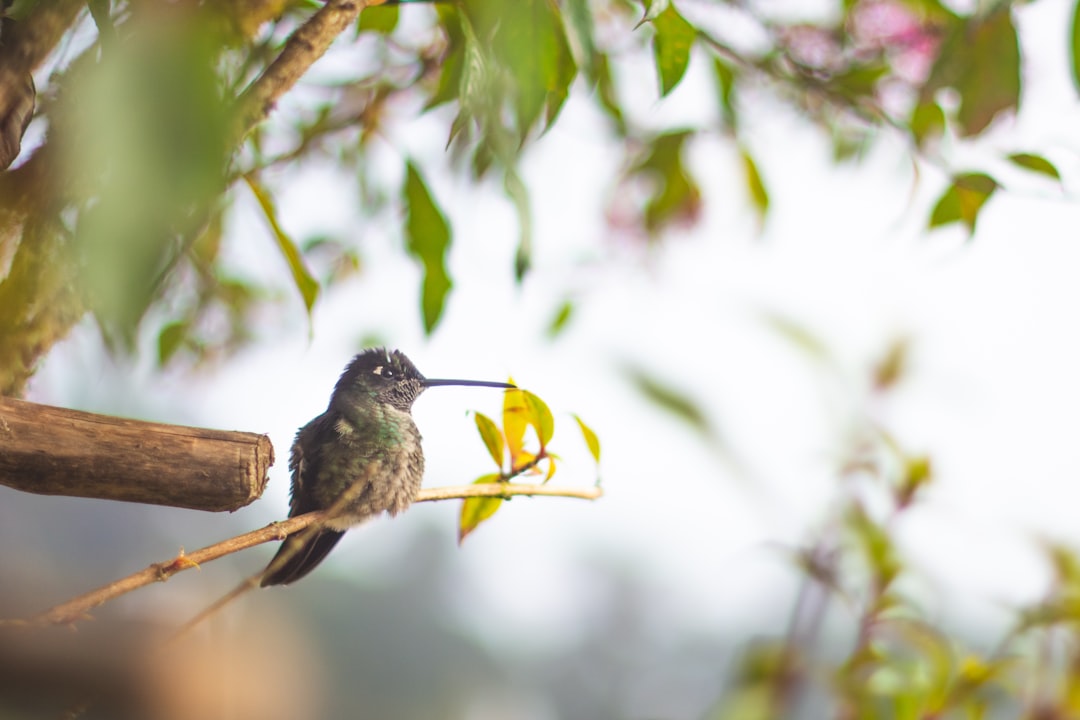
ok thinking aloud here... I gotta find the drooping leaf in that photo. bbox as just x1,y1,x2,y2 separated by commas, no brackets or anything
523,390,554,449
474,412,505,469
594,53,627,136
740,146,769,224
544,453,558,482
403,161,453,334
921,9,1019,137
629,130,702,235
1007,153,1061,182
564,0,597,78
573,414,601,463
245,174,320,320
627,368,710,436
928,172,998,235
505,169,532,282
651,3,695,97
910,100,945,147
459,474,503,543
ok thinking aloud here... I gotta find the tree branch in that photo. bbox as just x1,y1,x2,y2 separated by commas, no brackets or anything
0,397,274,511
0,482,602,628
231,0,370,144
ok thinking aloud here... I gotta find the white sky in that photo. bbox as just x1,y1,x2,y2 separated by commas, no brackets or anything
27,0,1080,653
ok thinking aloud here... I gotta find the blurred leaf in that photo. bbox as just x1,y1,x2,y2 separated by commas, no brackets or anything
245,174,320,320
564,0,597,78
763,313,832,364
712,57,737,131
846,503,900,592
921,9,1019,137
544,453,558,482
928,173,998,235
630,130,702,235
910,100,945,147
547,300,574,338
157,321,189,366
897,455,932,508
635,0,669,28
523,390,555,449
505,169,532,282
87,0,115,48
503,385,528,466
627,368,710,436
1007,152,1061,182
651,4,695,97
740,146,769,224
873,337,909,391
459,473,503,543
594,53,627,136
403,161,453,334
474,412,504,469
358,3,398,34
573,414,601,463
1072,0,1080,96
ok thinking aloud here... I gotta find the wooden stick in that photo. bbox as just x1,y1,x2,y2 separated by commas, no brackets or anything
0,397,273,512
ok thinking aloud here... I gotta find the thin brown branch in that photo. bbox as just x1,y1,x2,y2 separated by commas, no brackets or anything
231,0,370,144
0,482,602,628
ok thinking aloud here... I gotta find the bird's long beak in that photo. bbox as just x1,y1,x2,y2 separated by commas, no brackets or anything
424,378,516,389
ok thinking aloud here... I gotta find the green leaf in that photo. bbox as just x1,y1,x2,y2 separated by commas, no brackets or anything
547,300,574,338
740,146,769,224
651,4,695,97
474,412,504,469
594,53,627,136
157,321,188,366
712,57,737,131
573,414,601,463
928,172,998,235
630,130,701,235
636,0,669,28
245,174,320,320
627,368,710,436
1072,0,1080,96
403,161,453,334
459,474,503,543
921,9,1019,137
523,390,554,449
358,3,399,34
487,0,578,136
1007,153,1061,182
909,100,945,147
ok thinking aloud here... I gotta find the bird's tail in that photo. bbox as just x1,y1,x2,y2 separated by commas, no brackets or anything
261,529,345,587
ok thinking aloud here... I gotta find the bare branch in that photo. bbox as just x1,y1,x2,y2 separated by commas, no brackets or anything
0,482,602,628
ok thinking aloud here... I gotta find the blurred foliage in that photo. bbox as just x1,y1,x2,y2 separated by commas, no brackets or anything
0,0,1060,389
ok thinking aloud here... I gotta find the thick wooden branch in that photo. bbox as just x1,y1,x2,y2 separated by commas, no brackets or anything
2,483,603,628
0,397,273,512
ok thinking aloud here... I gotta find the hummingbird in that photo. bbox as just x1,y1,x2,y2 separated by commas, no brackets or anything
261,348,514,587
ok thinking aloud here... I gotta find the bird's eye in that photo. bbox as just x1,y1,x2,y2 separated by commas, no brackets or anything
384,368,395,378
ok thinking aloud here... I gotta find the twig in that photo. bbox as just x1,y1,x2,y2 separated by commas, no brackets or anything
0,483,602,629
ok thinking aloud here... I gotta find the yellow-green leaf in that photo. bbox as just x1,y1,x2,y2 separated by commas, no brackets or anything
544,454,558,482
573,414,601,463
403,161,453,334
358,3,398,34
503,385,528,465
459,474,503,543
157,320,188,366
245,174,320,320
523,390,554,449
1008,153,1061,182
928,172,997,235
474,412,504,469
651,4,695,97
740,146,769,224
